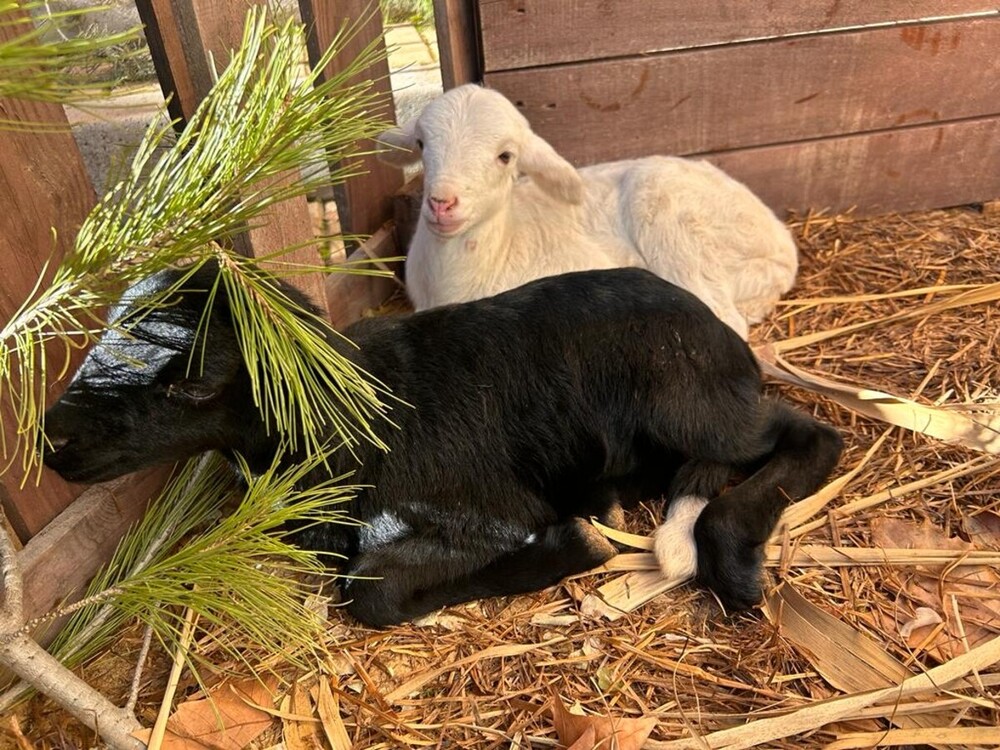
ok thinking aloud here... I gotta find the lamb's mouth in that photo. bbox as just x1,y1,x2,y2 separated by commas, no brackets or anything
425,217,466,237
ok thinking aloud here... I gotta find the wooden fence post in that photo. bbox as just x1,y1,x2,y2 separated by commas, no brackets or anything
0,11,95,541
0,9,176,665
433,0,481,89
298,0,402,239
135,0,329,311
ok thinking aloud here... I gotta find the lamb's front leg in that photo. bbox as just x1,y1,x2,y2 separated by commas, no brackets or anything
342,519,617,627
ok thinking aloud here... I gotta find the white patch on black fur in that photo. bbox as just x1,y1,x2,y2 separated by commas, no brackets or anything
358,511,410,551
653,495,709,581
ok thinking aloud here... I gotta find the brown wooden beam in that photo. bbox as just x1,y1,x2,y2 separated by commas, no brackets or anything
433,0,481,88
0,9,96,540
299,0,403,239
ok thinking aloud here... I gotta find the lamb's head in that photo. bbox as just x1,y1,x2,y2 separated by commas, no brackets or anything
378,84,583,237
42,264,253,483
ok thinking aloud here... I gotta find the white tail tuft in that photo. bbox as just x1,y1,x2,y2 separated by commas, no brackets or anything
653,495,710,581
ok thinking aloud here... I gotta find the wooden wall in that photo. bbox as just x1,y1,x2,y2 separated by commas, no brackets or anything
475,1,1000,215
0,10,98,541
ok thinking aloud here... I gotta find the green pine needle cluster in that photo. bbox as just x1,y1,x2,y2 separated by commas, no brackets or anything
42,450,360,692
1,7,397,481
0,1,142,115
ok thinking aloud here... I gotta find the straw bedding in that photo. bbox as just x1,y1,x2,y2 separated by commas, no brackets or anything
8,204,1000,749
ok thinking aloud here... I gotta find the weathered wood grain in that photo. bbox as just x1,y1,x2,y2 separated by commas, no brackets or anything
17,468,171,647
326,223,404,331
0,11,95,540
299,0,402,239
485,18,1000,165
434,0,482,87
479,0,999,71
704,115,1000,216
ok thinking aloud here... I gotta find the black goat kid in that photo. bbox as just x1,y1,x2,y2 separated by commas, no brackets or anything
43,266,842,626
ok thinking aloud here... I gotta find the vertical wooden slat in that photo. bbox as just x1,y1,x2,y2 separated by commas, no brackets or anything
299,0,403,238
0,11,94,540
135,0,328,311
433,0,481,88
0,10,178,664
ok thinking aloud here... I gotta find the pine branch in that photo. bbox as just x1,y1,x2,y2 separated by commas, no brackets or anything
1,7,396,480
0,1,143,113
0,509,143,749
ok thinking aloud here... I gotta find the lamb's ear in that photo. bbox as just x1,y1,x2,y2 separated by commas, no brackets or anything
519,132,583,204
376,120,421,167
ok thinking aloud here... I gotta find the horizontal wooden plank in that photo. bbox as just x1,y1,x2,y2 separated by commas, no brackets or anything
702,116,1000,216
16,467,169,650
479,0,998,71
484,18,1000,165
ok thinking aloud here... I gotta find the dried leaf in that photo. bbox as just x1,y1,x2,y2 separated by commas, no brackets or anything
565,725,598,750
898,607,943,639
871,517,1000,658
595,665,622,694
134,677,278,750
963,509,1000,550
763,584,958,734
302,592,331,624
550,695,657,750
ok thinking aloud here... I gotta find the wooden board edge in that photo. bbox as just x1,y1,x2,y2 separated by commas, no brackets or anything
326,222,406,330
703,115,1000,216
434,0,482,88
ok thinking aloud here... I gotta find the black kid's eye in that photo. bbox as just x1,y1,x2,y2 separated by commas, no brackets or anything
498,151,512,165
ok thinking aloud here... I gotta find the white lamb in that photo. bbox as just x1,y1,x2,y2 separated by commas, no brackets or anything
378,84,798,339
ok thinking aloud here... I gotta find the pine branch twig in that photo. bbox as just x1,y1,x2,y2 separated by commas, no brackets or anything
0,512,144,749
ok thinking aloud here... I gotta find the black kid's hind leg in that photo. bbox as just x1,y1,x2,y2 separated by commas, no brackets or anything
666,459,731,501
343,520,617,627
694,401,843,610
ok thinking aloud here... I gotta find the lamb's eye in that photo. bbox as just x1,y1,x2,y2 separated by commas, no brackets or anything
415,138,424,150
498,151,513,165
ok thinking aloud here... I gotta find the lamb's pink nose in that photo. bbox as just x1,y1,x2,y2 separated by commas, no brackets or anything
428,194,458,219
